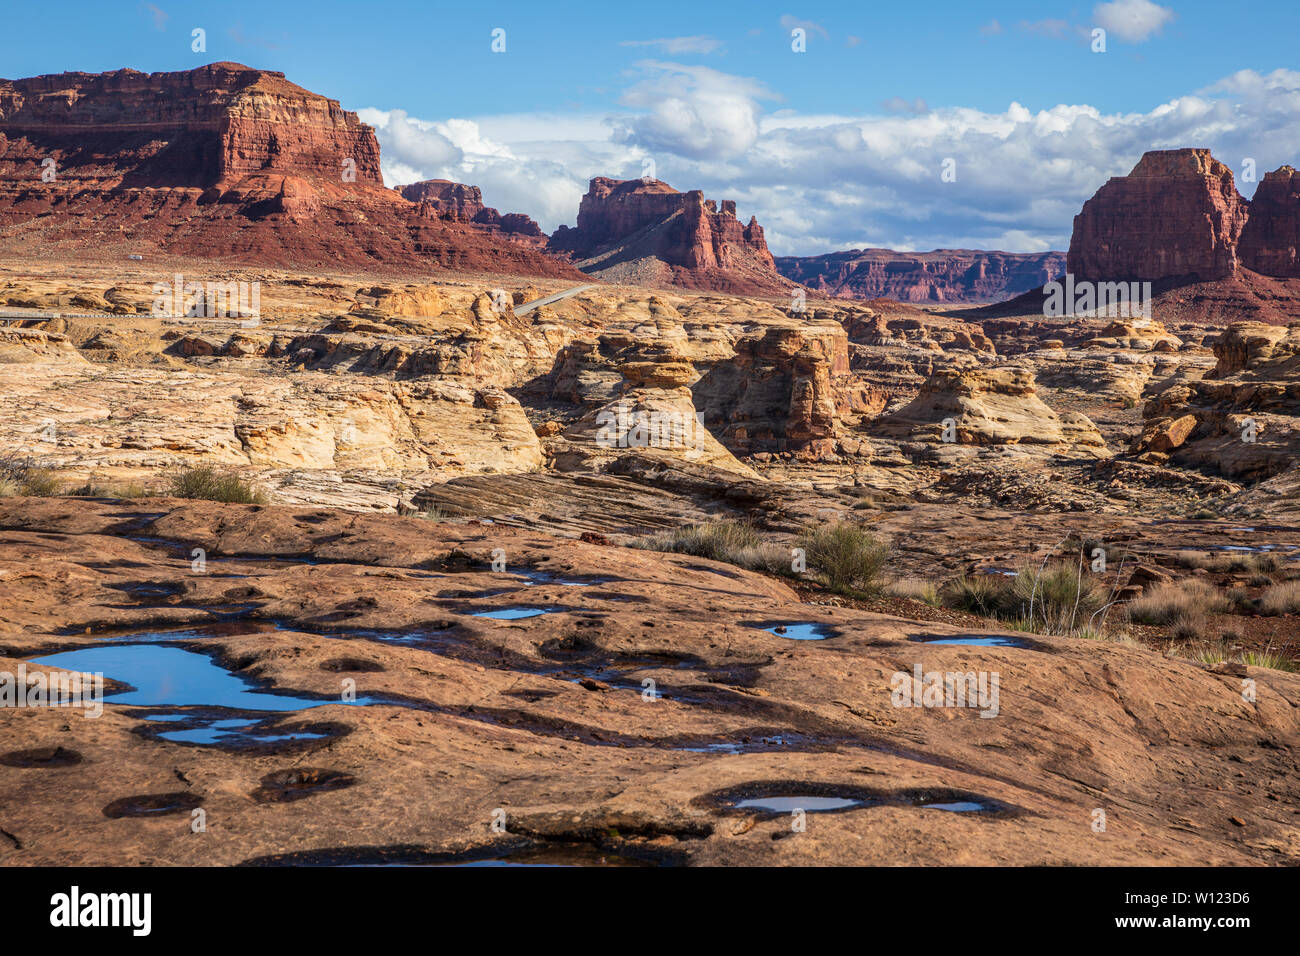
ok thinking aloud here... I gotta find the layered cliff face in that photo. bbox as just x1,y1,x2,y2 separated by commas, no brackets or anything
1067,149,1249,284
396,179,547,246
0,63,580,277
548,177,787,294
1238,166,1300,278
776,248,1066,303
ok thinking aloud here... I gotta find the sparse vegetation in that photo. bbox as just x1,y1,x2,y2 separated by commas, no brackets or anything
1009,561,1107,634
1259,580,1300,616
941,573,1012,617
1126,579,1228,640
888,577,941,606
797,522,889,595
1239,646,1298,672
0,456,61,497
631,519,790,575
166,465,267,504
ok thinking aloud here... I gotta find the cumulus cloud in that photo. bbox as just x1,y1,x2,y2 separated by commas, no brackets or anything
363,67,1300,256
617,61,776,160
1094,0,1175,43
620,36,723,55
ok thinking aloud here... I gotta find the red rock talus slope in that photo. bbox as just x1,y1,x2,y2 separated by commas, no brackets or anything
1067,148,1249,284
1238,165,1300,278
548,177,788,294
396,179,547,247
0,63,581,278
775,248,1066,303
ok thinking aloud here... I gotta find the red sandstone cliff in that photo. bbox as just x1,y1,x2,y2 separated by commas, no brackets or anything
775,248,1066,303
1238,166,1300,278
548,177,787,294
397,179,547,246
0,63,581,278
1066,149,1249,283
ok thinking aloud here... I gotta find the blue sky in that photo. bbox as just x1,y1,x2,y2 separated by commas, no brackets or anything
4,1,1298,254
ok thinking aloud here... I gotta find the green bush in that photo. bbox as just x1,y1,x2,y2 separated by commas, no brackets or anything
167,465,267,504
797,522,889,595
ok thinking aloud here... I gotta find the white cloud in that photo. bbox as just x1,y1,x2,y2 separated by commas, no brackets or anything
1093,0,1175,43
363,67,1300,256
617,61,776,160
620,36,723,55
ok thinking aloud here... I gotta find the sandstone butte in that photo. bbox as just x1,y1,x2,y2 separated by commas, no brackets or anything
1068,147,1300,286
547,176,790,295
0,63,582,278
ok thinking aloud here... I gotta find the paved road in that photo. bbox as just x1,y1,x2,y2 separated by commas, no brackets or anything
513,283,598,315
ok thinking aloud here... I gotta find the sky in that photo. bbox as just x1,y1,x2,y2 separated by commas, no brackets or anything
3,0,1299,256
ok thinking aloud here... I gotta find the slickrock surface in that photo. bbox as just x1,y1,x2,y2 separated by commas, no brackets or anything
0,498,1296,867
776,249,1066,303
548,177,787,294
3,256,1300,868
0,64,581,279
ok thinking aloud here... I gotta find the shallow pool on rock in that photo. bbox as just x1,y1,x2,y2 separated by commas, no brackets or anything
734,795,861,812
914,799,991,812
911,634,1031,648
29,644,375,745
471,607,558,620
755,622,832,641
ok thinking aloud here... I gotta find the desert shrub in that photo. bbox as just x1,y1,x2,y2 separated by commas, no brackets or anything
167,465,267,504
1009,561,1107,634
631,520,790,575
888,578,941,606
0,456,61,496
1127,580,1226,640
797,522,889,595
1175,550,1210,569
1259,580,1300,616
940,574,1013,617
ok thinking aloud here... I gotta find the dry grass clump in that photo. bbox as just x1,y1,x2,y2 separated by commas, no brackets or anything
887,577,941,606
939,561,1108,636
1126,579,1228,640
631,519,791,575
1259,580,1300,616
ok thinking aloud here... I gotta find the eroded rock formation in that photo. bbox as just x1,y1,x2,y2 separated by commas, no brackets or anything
548,177,787,294
0,63,580,277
